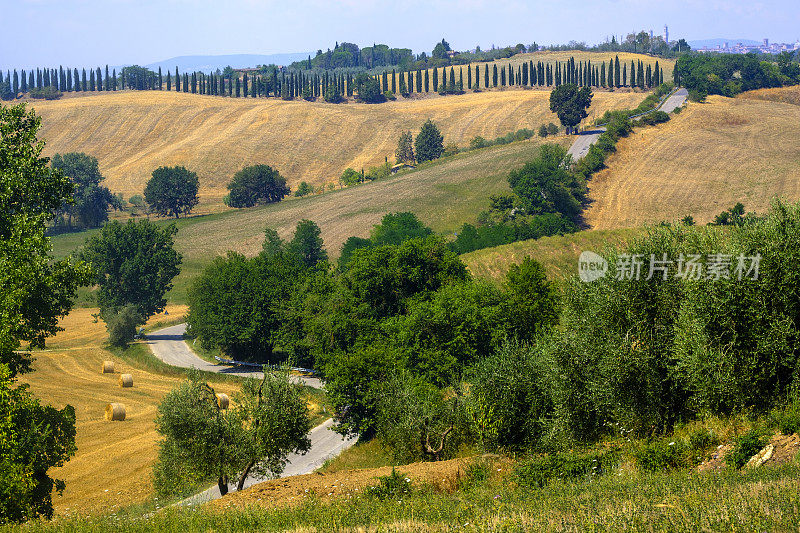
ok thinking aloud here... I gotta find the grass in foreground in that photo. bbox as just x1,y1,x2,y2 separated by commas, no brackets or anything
11,460,800,532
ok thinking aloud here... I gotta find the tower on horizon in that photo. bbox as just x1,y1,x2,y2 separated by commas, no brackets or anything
664,24,669,44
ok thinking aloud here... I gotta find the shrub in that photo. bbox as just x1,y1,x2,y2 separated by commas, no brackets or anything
688,427,719,454
538,124,548,137
383,90,396,101
470,136,489,149
688,89,707,103
546,123,559,135
639,111,670,126
633,438,693,472
227,164,290,208
294,181,313,197
104,305,143,347
516,449,619,488
726,430,767,469
365,468,413,500
29,86,62,100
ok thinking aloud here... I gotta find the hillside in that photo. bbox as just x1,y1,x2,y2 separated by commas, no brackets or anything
585,94,800,228
462,228,639,283
28,88,643,199
51,135,572,302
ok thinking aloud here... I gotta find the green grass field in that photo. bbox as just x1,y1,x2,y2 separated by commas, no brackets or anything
51,135,570,304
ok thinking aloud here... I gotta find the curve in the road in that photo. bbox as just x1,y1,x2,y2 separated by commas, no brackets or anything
145,323,356,504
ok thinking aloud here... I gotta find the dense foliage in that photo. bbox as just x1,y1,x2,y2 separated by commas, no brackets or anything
144,166,199,218
82,219,181,321
674,52,800,98
226,164,289,208
549,84,593,134
0,104,90,523
153,370,310,497
51,152,121,230
414,120,444,163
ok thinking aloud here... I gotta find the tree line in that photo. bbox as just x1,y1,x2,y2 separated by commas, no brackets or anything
0,55,666,103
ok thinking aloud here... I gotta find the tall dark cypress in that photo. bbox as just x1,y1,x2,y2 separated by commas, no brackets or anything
391,69,396,94
432,68,438,92
417,69,422,93
622,64,627,87
20,70,27,93
235,77,241,97
614,56,620,87
96,67,102,90
105,66,110,91
175,67,180,91
158,67,163,90
492,64,497,87
522,62,528,86
166,71,172,91
467,63,472,89
424,69,429,92
243,73,248,97
112,69,116,91
484,64,489,89
600,62,606,87
441,67,446,90
631,61,635,87
12,70,18,95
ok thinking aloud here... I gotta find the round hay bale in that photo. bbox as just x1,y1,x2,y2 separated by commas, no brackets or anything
119,374,133,388
105,403,126,421
102,360,115,374
216,393,230,410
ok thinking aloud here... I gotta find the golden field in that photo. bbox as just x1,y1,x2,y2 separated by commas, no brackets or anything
15,306,222,516
28,89,643,198
585,94,800,228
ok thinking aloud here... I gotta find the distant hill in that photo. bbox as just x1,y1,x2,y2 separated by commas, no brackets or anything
145,53,311,73
688,38,761,49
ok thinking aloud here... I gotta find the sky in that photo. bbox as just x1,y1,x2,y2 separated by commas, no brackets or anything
2,0,799,68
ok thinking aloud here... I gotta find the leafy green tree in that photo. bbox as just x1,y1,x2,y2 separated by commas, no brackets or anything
395,130,415,164
354,72,385,103
144,166,199,218
431,38,452,60
369,212,432,246
549,84,593,134
104,304,143,347
508,143,585,223
294,181,313,197
504,257,559,341
340,167,362,186
288,219,327,268
51,152,120,229
339,236,372,269
0,103,91,524
120,65,157,90
82,220,181,320
414,119,444,163
226,164,289,208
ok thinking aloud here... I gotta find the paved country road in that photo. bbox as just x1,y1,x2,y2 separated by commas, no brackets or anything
567,88,688,161
145,323,356,505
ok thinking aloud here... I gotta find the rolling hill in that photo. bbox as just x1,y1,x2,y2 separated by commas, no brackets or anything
51,135,572,303
28,85,643,200
585,92,800,228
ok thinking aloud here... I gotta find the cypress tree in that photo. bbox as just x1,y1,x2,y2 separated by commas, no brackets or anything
20,70,27,93
391,69,396,94
466,64,472,89
166,71,171,91
600,62,606,87
96,67,102,90
654,61,660,86
631,60,636,87
66,69,71,91
424,69,430,92
500,67,505,87
105,65,110,90
184,73,189,92
175,67,180,91
441,67,446,90
112,69,116,91
243,73,248,97
432,68,438,92
81,69,87,91
622,64,627,87
522,62,528,86
415,69,422,93
12,70,18,95
89,69,95,91
614,56,620,87
484,64,489,88
158,67,163,90
235,77,240,97
492,64,497,87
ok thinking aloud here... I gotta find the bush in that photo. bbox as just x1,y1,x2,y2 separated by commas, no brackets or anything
516,449,619,488
639,110,671,126
470,136,489,149
538,124,548,137
226,165,290,208
383,90,396,101
688,89,707,103
365,468,413,500
546,123,559,135
633,438,693,472
105,305,143,347
29,86,62,100
726,430,767,469
294,181,313,197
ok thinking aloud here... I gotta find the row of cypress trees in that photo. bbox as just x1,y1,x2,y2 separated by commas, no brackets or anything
1,56,664,99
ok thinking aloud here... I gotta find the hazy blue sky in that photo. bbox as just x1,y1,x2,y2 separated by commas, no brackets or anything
2,0,798,68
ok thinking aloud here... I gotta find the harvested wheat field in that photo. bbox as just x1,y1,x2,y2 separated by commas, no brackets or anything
738,85,800,106
585,95,800,228
28,89,643,198
17,306,238,516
